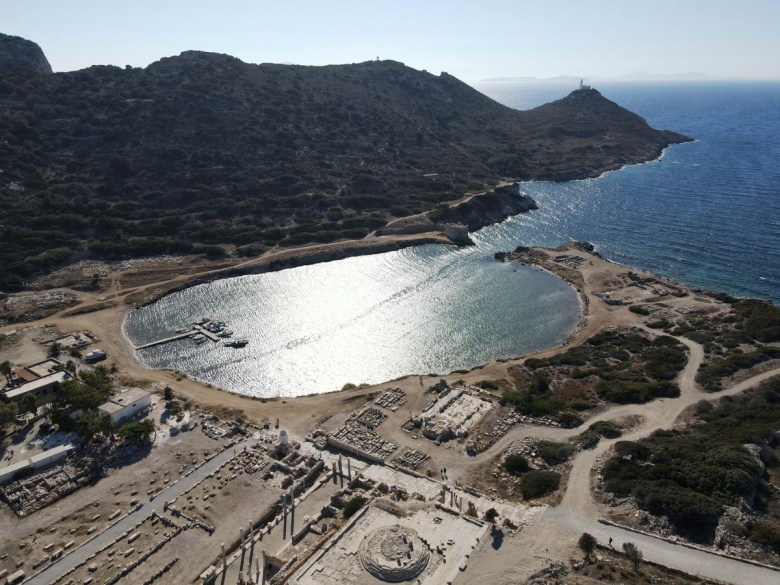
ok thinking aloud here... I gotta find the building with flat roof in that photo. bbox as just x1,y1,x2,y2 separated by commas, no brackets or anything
0,444,73,484
4,371,72,402
98,388,152,424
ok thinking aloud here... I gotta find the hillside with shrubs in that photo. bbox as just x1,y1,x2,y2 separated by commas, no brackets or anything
0,33,689,291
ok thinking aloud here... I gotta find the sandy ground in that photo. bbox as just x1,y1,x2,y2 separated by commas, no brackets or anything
2,242,778,584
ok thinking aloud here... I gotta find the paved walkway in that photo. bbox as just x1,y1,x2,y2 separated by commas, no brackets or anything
548,507,780,585
26,436,259,585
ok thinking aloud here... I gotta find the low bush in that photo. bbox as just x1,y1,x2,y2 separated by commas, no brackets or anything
503,453,529,475
343,495,367,519
602,378,780,541
521,470,561,499
536,441,576,465
589,420,622,438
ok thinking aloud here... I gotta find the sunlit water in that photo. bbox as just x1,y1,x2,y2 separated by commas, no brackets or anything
125,81,780,398
124,245,580,397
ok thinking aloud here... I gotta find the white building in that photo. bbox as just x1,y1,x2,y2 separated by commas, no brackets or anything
98,388,152,424
0,444,74,484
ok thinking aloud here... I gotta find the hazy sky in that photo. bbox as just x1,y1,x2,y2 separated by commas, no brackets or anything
2,0,779,81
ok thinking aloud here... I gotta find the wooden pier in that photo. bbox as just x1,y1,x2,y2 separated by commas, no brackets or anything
134,324,220,350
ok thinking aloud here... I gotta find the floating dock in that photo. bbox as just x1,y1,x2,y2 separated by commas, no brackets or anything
134,324,221,350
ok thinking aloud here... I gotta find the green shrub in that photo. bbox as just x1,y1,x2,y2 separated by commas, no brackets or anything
602,379,780,541
520,470,561,499
613,441,650,460
343,496,367,519
629,305,650,316
536,441,576,465
503,453,529,475
747,522,780,555
696,346,780,391
589,420,622,438
117,419,156,443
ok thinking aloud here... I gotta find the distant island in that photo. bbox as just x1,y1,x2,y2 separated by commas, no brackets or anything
0,32,690,292
482,72,717,83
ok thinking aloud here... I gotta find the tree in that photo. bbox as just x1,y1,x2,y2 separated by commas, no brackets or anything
47,342,61,358
75,412,112,442
578,532,597,560
0,360,12,385
623,542,643,572
22,394,36,415
485,508,499,523
117,419,156,443
163,386,174,402
0,401,18,427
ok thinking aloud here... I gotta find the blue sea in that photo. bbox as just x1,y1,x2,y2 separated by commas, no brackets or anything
125,81,780,398
476,81,780,304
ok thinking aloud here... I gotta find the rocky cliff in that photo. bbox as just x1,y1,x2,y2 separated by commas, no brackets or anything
0,33,52,76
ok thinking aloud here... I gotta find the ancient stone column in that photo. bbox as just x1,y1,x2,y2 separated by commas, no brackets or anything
347,458,352,482
291,492,296,537
282,495,288,539
248,526,256,572
338,455,344,488
239,527,247,572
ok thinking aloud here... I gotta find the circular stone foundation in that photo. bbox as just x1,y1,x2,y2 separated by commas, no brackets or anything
359,525,430,582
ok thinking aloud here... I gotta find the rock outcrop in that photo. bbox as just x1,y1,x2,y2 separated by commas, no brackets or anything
0,33,52,75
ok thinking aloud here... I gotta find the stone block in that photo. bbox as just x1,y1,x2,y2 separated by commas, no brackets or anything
5,569,25,585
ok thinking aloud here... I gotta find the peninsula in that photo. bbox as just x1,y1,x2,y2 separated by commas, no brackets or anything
3,32,779,585
0,33,689,292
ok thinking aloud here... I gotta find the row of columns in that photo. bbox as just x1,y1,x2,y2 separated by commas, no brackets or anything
221,453,356,584
331,454,353,487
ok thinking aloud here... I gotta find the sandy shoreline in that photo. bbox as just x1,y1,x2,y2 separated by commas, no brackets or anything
0,232,712,439
6,228,773,584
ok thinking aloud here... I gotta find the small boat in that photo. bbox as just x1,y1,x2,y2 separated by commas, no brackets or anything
217,330,233,337
196,337,208,344
83,348,107,362
224,339,249,348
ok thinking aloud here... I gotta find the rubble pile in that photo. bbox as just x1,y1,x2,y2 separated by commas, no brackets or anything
393,448,429,471
1,442,119,516
375,388,406,410
349,407,387,430
329,423,399,461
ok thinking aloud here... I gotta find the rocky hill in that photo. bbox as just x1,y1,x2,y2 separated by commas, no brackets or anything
0,33,52,76
0,34,690,291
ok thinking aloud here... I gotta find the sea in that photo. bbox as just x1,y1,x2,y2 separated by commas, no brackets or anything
124,81,780,398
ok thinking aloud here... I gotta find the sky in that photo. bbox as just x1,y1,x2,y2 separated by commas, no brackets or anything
2,0,779,82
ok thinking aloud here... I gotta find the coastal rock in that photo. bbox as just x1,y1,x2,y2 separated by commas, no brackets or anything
427,183,539,233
